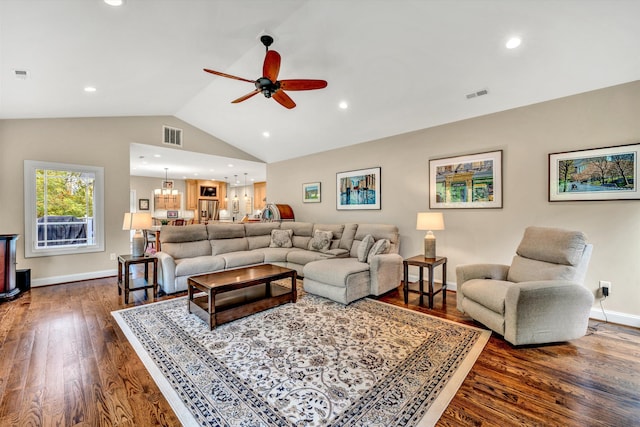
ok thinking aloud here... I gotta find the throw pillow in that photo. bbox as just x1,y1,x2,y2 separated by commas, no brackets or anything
357,234,375,262
269,229,293,248
367,238,390,263
308,230,333,252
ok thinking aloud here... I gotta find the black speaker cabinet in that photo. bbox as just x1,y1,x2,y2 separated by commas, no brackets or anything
17,269,31,292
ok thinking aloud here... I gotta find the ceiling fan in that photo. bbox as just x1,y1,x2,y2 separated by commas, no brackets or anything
203,35,328,109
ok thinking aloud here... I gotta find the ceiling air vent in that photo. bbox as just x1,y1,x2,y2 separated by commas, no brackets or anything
13,69,29,80
163,125,183,147
466,88,489,100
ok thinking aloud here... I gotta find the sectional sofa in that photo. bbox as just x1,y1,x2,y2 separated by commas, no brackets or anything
155,221,402,304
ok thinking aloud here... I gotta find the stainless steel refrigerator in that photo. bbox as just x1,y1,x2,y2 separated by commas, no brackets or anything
199,199,219,222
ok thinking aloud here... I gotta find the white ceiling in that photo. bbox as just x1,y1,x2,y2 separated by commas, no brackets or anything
2,0,640,175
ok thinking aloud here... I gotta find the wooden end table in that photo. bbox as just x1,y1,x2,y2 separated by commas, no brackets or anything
117,254,158,304
187,264,297,330
403,255,447,309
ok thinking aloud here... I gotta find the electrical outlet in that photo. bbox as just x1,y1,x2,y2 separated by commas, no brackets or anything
599,280,611,297
110,253,116,261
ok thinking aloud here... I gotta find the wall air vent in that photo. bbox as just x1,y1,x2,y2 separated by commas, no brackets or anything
466,88,489,99
163,125,183,147
13,69,29,80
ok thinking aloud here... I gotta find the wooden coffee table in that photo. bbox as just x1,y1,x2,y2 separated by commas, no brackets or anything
187,264,297,330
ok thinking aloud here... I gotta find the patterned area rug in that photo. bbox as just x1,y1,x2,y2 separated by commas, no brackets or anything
112,289,489,426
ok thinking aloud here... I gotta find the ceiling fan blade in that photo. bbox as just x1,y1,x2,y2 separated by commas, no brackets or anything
272,90,296,109
231,90,260,104
263,50,281,82
279,79,328,91
203,68,255,84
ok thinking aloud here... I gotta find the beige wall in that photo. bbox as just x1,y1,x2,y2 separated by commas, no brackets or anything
267,81,640,324
0,115,261,284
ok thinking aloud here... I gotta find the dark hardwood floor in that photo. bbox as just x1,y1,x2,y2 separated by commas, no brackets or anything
0,274,638,426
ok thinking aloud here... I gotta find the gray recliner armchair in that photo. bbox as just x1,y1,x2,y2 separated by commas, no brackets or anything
456,226,594,346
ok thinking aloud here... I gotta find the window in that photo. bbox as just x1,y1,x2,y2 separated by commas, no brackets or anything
24,160,104,257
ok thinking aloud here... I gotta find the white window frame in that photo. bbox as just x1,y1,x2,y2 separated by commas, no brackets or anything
24,160,105,258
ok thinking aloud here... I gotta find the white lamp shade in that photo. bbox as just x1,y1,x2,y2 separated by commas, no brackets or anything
416,212,445,231
122,212,153,231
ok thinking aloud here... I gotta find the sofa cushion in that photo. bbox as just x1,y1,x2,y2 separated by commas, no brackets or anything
516,226,586,266
286,249,334,265
244,222,281,236
350,224,400,257
221,251,265,269
367,238,390,263
247,235,271,250
161,240,211,259
312,224,345,250
160,224,207,243
461,279,512,314
308,230,333,252
174,255,225,277
211,238,249,255
207,223,246,239
252,247,299,263
281,222,314,249
507,255,576,283
270,229,293,248
357,234,375,262
303,258,370,287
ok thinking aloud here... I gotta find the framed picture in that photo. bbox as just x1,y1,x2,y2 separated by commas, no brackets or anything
167,210,179,218
303,182,321,203
549,143,640,202
429,150,502,209
336,167,381,210
138,198,149,211
162,180,174,190
200,185,217,197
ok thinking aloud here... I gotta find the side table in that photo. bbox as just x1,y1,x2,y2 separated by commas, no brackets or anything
403,255,447,309
117,254,158,304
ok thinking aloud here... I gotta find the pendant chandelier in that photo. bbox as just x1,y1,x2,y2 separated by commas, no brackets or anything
154,168,179,201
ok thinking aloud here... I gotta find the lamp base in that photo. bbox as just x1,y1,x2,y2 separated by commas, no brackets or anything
132,234,145,257
424,235,436,259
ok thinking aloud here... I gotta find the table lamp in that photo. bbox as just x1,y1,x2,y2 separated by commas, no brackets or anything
123,212,153,257
416,212,445,258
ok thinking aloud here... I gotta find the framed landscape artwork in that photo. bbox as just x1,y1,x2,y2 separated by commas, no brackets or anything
429,150,502,209
303,182,321,203
549,143,640,202
336,167,381,210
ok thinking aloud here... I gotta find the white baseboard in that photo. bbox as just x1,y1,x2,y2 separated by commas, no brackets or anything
590,306,640,328
31,269,118,287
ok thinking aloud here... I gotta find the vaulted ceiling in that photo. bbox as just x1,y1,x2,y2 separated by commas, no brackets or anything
2,0,639,171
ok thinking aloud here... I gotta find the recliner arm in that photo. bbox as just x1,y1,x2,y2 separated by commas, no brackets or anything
456,263,510,284
369,253,403,296
504,280,594,345
456,263,510,311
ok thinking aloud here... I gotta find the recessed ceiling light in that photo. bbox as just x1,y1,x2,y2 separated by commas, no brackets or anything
104,0,124,6
228,164,234,168
339,101,348,109
84,86,97,93
262,131,270,138
153,154,161,158
506,37,522,49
